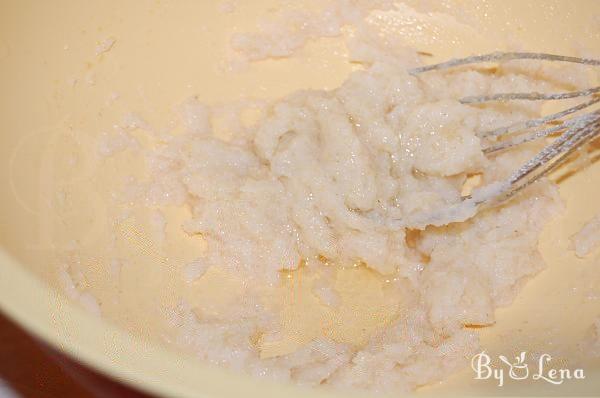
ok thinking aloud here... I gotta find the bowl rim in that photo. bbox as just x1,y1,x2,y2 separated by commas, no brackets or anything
3,245,598,398
0,247,341,398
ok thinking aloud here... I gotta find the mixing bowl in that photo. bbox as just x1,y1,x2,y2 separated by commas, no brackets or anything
1,0,599,396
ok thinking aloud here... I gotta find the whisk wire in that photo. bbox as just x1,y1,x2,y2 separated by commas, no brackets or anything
460,86,600,104
478,96,600,138
409,51,600,75
483,112,600,154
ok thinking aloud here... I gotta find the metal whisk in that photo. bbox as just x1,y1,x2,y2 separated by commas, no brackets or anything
406,52,600,227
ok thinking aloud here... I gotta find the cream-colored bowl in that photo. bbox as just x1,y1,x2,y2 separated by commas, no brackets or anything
1,0,599,396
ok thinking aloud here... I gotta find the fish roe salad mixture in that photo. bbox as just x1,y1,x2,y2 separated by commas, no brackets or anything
57,1,600,393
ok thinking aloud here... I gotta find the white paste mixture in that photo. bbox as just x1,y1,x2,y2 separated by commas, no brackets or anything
60,1,600,393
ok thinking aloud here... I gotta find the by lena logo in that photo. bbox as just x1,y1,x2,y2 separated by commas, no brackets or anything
471,351,585,387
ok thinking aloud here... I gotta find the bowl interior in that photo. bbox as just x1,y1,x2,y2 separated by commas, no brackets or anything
0,0,599,396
